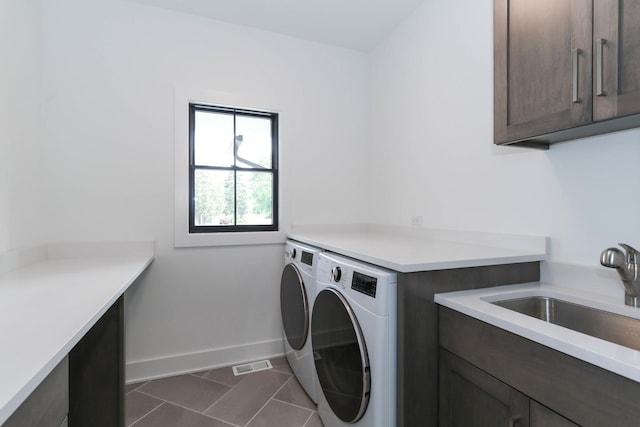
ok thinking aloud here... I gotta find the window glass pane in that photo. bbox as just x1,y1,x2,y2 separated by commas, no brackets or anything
194,169,235,226
237,171,273,225
194,110,234,167
235,115,272,169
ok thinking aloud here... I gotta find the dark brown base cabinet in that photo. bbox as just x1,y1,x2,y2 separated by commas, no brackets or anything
4,297,124,427
439,350,578,427
396,262,540,427
69,296,124,427
439,307,640,427
3,357,69,427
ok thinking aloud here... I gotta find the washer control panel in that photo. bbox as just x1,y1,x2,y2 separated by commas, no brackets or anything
300,251,314,267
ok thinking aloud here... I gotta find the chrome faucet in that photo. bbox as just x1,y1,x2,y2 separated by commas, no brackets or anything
601,243,640,307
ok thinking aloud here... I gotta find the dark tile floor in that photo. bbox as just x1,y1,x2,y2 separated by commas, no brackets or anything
126,357,323,427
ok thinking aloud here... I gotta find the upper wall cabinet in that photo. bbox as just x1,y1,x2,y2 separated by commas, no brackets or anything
494,0,640,148
594,1,640,120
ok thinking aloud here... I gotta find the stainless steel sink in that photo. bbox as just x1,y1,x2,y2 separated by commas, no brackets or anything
491,296,640,352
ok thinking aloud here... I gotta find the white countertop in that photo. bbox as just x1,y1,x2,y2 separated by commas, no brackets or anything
435,282,640,383
0,242,154,425
288,224,547,272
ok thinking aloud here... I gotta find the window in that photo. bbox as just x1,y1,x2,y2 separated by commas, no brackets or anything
188,104,278,233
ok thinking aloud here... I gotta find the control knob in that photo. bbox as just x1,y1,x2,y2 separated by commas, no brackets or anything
331,266,342,282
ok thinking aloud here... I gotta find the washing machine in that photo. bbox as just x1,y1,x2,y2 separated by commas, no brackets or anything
312,252,397,427
280,239,322,403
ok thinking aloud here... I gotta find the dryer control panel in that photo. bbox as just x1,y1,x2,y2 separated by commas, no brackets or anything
317,252,396,316
352,271,377,298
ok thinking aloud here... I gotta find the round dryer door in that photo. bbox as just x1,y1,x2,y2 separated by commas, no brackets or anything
312,288,370,423
280,263,309,351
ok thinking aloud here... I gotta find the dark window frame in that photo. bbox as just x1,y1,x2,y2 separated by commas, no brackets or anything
188,103,279,233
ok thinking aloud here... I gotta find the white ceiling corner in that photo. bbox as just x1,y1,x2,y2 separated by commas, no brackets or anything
125,0,425,51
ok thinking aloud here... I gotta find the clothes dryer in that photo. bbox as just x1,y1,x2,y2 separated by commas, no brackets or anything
280,240,322,402
312,252,397,427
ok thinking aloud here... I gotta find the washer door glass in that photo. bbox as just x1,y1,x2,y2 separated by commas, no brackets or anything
280,263,309,350
312,288,370,423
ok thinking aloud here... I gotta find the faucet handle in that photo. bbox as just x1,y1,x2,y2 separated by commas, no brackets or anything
619,243,640,264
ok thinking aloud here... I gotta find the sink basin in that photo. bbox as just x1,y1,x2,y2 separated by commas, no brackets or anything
491,296,640,352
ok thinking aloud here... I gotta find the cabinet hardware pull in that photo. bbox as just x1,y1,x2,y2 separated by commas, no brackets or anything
572,48,582,103
597,38,607,96
508,417,520,427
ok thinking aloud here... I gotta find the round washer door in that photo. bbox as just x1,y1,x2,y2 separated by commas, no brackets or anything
312,288,370,423
280,263,309,351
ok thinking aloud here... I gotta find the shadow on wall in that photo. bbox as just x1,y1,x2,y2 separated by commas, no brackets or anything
545,128,640,264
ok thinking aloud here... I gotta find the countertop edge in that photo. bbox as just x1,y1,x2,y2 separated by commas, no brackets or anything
288,230,547,272
435,283,640,383
0,247,154,425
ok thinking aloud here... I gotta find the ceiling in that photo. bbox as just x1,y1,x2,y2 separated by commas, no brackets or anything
127,0,425,51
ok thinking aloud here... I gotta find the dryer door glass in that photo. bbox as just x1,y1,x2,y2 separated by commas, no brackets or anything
312,288,370,423
280,264,309,350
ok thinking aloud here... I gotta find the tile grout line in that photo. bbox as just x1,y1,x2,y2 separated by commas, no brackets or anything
186,404,243,427
132,395,243,427
199,381,237,415
133,374,235,414
126,359,305,427
191,372,244,388
190,373,238,390
269,373,319,413
133,388,171,403
128,401,167,427
241,375,293,427
271,396,317,413
201,412,243,427
126,390,168,427
126,399,164,427
301,411,315,427
199,370,297,427
132,389,224,422
125,381,150,394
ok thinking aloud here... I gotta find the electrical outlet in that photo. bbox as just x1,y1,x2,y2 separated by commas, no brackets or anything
411,216,423,226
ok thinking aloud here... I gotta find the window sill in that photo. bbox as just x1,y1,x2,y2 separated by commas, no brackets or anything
174,230,286,248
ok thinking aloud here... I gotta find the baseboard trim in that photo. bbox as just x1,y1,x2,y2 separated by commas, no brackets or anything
125,338,285,383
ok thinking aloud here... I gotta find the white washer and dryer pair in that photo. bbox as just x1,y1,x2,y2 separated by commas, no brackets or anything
279,239,322,403
312,251,397,427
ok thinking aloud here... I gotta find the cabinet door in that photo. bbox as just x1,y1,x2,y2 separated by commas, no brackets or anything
69,297,124,427
494,0,592,144
593,0,640,120
439,350,529,427
530,401,578,427
3,357,68,427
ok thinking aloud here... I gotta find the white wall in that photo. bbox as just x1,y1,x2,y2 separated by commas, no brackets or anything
0,0,43,252
369,0,640,265
40,0,369,379
18,0,640,381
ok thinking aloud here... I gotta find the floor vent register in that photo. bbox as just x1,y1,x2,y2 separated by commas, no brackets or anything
231,360,273,376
